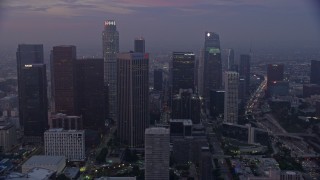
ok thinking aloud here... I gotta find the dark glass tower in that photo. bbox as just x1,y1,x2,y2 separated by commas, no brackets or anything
239,54,251,95
210,90,225,118
172,52,195,95
310,60,320,85
267,64,284,87
203,32,222,98
17,44,44,127
75,58,105,131
267,64,284,97
154,69,163,91
117,52,149,147
51,45,77,115
20,64,48,138
172,89,201,124
134,37,145,53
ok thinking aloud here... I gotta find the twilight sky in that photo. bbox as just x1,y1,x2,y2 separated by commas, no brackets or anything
0,0,320,55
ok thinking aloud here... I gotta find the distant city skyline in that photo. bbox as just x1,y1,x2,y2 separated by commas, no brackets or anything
0,0,320,54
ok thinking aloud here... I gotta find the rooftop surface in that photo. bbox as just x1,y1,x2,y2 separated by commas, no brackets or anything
23,155,65,166
145,127,169,135
6,167,55,180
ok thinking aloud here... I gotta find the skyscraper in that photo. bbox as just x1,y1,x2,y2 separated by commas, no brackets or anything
172,89,201,124
266,64,284,97
20,64,48,139
197,49,205,96
239,54,251,95
172,52,195,95
117,52,149,147
145,127,170,180
224,71,239,124
210,90,225,118
238,77,246,105
16,44,44,127
75,58,105,131
267,64,284,87
134,37,145,53
154,69,163,91
51,45,77,115
200,147,213,180
102,20,119,121
310,60,320,85
223,48,235,71
203,32,222,99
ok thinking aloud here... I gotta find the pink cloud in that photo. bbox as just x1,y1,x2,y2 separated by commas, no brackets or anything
117,0,203,7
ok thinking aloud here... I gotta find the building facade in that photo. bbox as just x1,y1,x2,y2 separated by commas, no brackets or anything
224,71,239,124
200,147,213,180
0,122,17,153
16,44,44,127
145,127,170,180
44,129,85,161
75,58,105,130
51,45,77,115
134,37,145,53
171,52,195,95
197,49,205,95
303,84,320,98
268,81,289,97
20,64,48,139
238,77,246,105
267,64,284,97
154,69,163,91
310,60,320,85
49,113,83,130
209,90,225,118
117,52,149,147
172,89,201,124
222,48,235,72
239,54,251,96
267,64,284,86
102,20,119,121
203,32,222,99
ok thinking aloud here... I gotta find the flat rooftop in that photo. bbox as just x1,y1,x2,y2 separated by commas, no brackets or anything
6,167,55,180
145,127,169,135
46,128,84,133
96,177,136,180
63,167,79,179
170,119,193,126
27,167,55,180
23,155,65,166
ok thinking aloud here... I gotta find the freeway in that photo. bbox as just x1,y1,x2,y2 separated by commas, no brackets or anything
245,76,267,114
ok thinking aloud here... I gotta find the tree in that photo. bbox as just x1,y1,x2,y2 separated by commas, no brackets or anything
96,147,108,163
123,148,138,162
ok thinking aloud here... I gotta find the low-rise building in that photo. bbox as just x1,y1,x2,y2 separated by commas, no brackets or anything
22,155,66,173
63,167,80,180
6,168,56,180
0,121,17,152
280,171,303,180
44,128,85,161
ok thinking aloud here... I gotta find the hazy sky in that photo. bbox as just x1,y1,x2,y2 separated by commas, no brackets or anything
0,0,320,55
